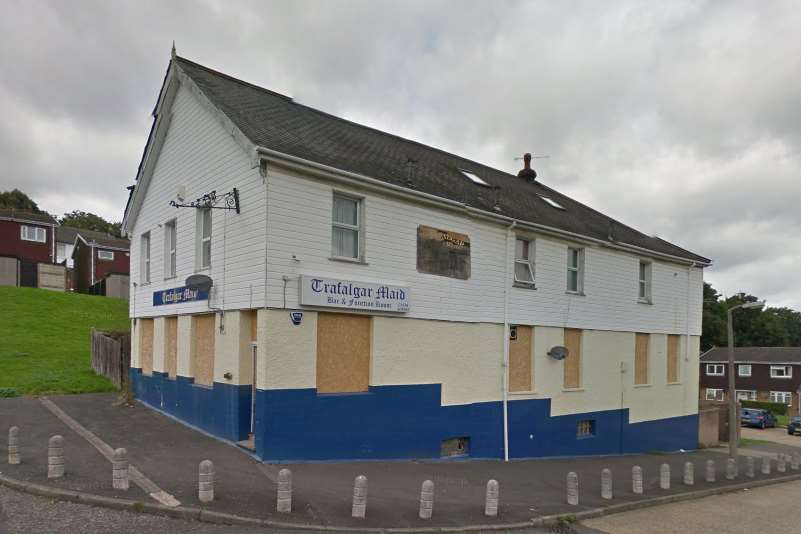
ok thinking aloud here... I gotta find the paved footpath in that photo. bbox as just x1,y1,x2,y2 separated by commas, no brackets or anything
2,393,801,530
579,478,801,534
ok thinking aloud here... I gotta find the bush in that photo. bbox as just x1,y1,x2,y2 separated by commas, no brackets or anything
0,387,19,398
741,400,788,415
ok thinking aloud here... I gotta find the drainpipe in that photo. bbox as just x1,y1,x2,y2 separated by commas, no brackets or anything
90,245,96,286
502,220,516,461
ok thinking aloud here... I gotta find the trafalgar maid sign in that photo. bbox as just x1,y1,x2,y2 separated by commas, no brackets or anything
300,275,410,313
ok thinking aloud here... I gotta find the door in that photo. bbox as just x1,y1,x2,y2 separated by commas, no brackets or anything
20,260,37,287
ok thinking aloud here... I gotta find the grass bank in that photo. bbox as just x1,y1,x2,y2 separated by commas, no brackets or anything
0,287,129,395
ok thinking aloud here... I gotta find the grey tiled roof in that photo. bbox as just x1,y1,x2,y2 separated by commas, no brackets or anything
72,227,130,249
0,208,56,225
174,56,709,264
701,347,801,363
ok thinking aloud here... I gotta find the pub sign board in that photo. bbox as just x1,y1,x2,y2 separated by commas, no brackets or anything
416,225,471,279
153,286,210,306
299,275,410,313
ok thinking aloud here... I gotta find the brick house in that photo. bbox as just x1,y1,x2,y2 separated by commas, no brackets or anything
699,347,801,416
71,229,130,295
0,208,58,286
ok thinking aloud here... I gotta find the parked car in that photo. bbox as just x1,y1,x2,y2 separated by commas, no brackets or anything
741,408,777,429
787,417,801,435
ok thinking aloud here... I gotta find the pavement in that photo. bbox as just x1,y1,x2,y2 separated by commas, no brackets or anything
578,478,801,533
3,393,801,531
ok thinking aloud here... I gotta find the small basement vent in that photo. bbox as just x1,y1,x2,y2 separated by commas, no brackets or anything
441,436,470,457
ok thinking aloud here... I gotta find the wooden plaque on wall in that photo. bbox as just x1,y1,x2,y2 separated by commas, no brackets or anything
416,225,471,280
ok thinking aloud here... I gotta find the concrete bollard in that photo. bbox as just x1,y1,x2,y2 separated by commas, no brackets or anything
746,456,755,478
726,458,736,480
632,466,643,495
112,448,129,490
8,426,20,465
47,435,64,479
761,456,771,475
601,468,613,500
419,480,434,520
198,460,214,503
659,463,670,490
276,468,292,513
484,479,499,517
683,461,694,486
567,472,579,506
705,459,715,483
778,454,787,473
352,475,368,519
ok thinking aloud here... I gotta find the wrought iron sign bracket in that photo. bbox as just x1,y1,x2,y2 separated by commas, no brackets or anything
169,188,240,214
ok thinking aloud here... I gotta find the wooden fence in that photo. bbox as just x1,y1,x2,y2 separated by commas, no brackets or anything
90,328,131,388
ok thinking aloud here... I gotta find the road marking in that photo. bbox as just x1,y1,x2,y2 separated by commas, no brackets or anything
39,397,181,507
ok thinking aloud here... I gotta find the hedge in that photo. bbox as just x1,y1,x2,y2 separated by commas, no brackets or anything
741,400,788,415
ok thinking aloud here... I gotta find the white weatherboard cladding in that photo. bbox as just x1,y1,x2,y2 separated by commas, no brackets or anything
128,83,265,318
264,168,702,335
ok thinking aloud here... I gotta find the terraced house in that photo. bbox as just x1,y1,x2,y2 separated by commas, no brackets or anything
122,51,710,462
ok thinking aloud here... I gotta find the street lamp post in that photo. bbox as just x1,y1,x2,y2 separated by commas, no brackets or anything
727,300,765,459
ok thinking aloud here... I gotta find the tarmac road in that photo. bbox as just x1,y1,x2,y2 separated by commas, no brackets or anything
579,478,801,534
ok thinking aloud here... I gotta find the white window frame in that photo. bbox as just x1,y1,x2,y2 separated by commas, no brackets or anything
164,219,177,279
738,364,752,377
706,364,724,376
56,243,66,263
566,247,584,294
140,232,151,284
97,250,114,261
770,391,793,405
770,365,792,379
705,388,724,401
197,209,212,270
513,237,535,287
736,390,757,401
330,192,363,261
20,225,47,243
638,261,652,303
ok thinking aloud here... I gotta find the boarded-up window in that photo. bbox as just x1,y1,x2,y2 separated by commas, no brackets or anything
165,317,178,379
509,325,533,392
140,318,154,376
634,333,649,385
317,313,371,393
563,328,582,389
416,225,471,279
192,314,215,387
667,334,680,383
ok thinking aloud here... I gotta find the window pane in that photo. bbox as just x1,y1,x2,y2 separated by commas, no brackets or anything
515,262,534,283
515,239,528,260
333,196,358,226
568,269,578,292
639,262,647,281
568,248,579,268
202,240,211,268
332,227,358,258
202,210,212,239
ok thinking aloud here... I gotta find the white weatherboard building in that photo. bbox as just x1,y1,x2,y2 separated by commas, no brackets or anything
122,52,710,462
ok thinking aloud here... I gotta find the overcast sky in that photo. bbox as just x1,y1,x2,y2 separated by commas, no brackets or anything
1,0,799,308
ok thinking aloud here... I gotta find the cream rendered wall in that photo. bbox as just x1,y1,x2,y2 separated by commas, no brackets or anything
259,309,317,390
371,317,503,405
131,319,140,368
128,82,266,319
152,317,166,373
213,311,254,386
263,167,703,336
176,314,194,378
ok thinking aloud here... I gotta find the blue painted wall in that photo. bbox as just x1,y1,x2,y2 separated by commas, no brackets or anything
130,369,251,442
254,384,699,462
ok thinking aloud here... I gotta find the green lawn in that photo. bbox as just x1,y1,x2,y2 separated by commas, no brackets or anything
0,287,130,395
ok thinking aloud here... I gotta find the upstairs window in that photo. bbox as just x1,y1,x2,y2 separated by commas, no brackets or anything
706,364,724,376
140,232,151,284
771,365,792,379
198,209,212,270
513,238,535,286
738,364,752,377
638,261,652,302
164,219,177,279
97,250,114,261
566,247,584,293
331,193,362,260
20,225,46,243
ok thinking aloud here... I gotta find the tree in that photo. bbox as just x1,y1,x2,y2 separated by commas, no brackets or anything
0,189,42,212
60,210,122,237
